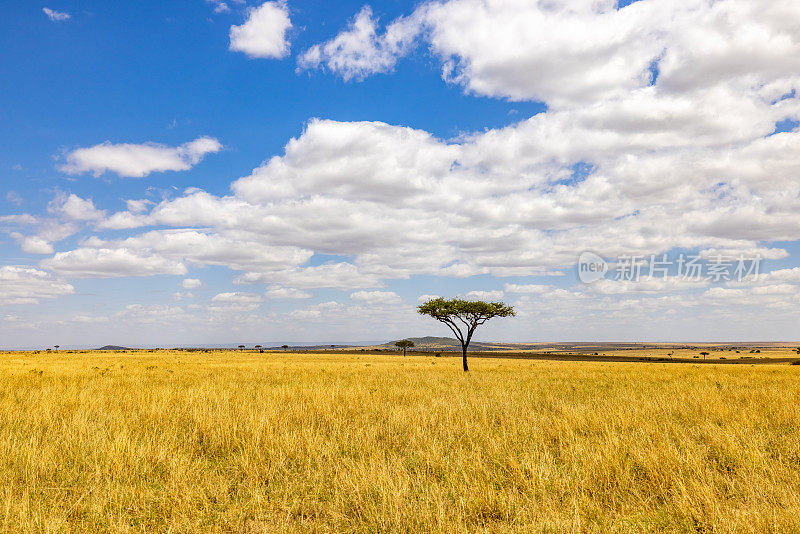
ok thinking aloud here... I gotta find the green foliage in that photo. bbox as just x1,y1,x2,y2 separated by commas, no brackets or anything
417,298,515,323
395,340,415,349
417,298,515,371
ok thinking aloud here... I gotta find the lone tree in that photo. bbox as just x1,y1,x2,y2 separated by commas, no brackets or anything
54,345,59,351
418,298,515,372
700,351,709,360
395,339,415,356
238,344,245,350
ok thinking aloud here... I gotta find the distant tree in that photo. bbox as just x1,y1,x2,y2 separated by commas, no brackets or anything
418,298,515,372
330,345,335,350
282,344,289,350
54,345,60,351
238,345,245,350
700,351,709,360
395,339,415,356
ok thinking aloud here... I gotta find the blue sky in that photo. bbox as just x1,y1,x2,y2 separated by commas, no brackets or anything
2,0,800,348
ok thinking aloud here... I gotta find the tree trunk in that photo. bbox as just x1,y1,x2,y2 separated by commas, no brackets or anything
403,348,406,357
462,344,469,372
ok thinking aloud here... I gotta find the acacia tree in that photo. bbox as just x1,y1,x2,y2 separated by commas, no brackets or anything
395,339,415,356
418,298,515,372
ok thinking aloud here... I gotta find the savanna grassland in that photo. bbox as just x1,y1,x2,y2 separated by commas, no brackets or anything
1,350,799,532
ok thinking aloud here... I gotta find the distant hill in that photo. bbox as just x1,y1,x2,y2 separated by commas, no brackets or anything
97,345,129,350
379,337,511,351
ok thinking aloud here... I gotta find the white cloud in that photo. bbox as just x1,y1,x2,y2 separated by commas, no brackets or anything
0,266,74,304
264,285,312,299
238,262,381,289
728,267,800,287
126,199,153,214
43,7,70,22
208,0,231,14
288,309,321,320
209,292,263,312
3,212,79,256
463,290,504,301
229,1,292,59
59,137,222,178
40,248,188,278
350,290,402,305
589,276,710,295
416,294,440,303
115,304,190,324
301,0,800,108
504,284,552,294
49,194,107,221
211,292,263,304
10,234,54,255
182,278,203,289
298,6,420,80
88,229,312,273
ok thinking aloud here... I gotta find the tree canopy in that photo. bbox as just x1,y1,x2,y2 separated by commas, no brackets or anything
395,339,415,356
417,298,515,371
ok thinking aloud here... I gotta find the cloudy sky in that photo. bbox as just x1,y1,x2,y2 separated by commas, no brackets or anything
2,0,800,348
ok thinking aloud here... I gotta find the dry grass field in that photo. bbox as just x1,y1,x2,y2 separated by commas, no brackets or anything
1,350,799,532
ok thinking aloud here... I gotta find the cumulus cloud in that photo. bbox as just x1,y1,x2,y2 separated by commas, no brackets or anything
301,0,800,108
589,276,710,295
48,194,107,221
288,309,321,320
0,266,74,304
43,7,70,21
212,292,263,304
350,290,402,305
264,285,312,299
209,291,263,312
463,290,504,301
504,284,552,294
10,234,55,255
40,248,188,278
59,137,222,178
182,278,203,289
87,90,800,290
298,6,420,80
38,229,311,279
229,1,292,59
237,262,382,289
126,199,153,214
3,212,79,256
207,0,233,14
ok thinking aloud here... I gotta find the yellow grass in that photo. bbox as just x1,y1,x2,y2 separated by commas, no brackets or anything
1,350,799,532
